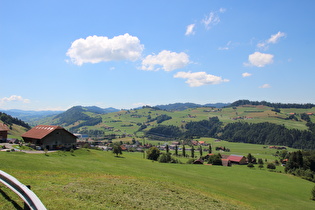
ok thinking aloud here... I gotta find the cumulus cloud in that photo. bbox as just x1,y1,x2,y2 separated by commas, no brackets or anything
185,24,195,36
202,12,220,30
259,84,271,88
242,72,252,77
174,71,229,87
257,31,286,50
244,52,274,67
66,33,144,66
141,50,189,71
0,95,30,104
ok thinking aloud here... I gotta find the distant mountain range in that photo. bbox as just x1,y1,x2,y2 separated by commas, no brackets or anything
0,102,230,124
0,106,120,125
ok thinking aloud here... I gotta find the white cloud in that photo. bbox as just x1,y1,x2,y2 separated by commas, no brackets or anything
245,52,274,67
257,31,286,50
174,71,229,87
259,84,271,88
66,33,144,66
141,50,189,71
242,72,252,77
0,95,30,104
202,12,220,30
185,24,195,36
219,8,226,13
267,31,286,44
218,41,232,50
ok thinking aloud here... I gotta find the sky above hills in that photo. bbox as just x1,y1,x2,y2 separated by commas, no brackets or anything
1,0,315,110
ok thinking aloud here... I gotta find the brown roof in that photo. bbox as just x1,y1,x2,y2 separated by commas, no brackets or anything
0,123,9,131
22,125,68,139
228,155,245,162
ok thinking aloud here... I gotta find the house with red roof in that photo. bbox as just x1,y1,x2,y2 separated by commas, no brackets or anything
0,123,9,142
22,125,77,150
227,155,247,165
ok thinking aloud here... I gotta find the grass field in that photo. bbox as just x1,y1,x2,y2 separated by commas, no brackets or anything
1,148,314,209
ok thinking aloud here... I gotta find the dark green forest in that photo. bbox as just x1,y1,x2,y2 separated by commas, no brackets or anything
145,117,315,150
229,100,315,109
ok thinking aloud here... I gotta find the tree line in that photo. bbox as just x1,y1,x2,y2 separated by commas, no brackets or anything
145,117,315,150
0,112,31,130
228,100,315,109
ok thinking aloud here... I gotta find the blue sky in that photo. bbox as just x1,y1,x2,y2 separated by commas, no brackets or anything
1,0,315,110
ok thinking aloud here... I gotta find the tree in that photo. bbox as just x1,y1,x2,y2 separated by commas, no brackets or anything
258,164,264,170
175,145,178,156
182,145,186,157
247,153,253,163
258,158,264,165
311,185,315,201
209,145,212,154
166,144,169,154
208,154,222,165
191,146,195,158
199,146,203,157
146,147,160,161
112,144,122,157
267,163,276,170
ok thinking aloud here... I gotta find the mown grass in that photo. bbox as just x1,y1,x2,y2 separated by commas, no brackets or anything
0,149,314,209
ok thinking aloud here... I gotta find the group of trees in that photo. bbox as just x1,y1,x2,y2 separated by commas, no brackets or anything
145,116,315,150
285,150,315,182
147,114,172,124
220,122,315,149
228,100,315,109
0,112,31,130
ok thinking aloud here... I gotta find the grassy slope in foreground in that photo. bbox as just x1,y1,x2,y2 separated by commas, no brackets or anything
0,149,314,209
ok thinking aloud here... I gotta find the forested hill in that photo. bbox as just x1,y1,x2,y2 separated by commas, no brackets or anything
0,112,31,130
154,102,230,111
229,100,315,109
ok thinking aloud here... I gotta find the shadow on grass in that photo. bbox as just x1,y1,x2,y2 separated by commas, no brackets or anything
114,156,125,158
0,188,23,210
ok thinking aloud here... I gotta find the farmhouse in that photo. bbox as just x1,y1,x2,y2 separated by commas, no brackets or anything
0,123,9,142
22,125,77,150
227,155,247,165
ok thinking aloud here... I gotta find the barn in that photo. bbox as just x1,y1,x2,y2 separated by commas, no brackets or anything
227,155,247,165
0,123,9,142
22,125,77,150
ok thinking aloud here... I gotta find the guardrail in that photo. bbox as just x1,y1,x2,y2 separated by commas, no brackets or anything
0,170,46,210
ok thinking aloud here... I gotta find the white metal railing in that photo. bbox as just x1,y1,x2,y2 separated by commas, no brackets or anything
0,170,46,210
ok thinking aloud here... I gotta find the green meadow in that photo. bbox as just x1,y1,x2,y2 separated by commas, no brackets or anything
73,106,314,137
1,148,314,209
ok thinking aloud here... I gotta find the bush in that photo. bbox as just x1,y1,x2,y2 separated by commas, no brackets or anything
207,154,222,165
158,153,171,163
146,147,160,161
247,163,255,168
267,163,276,170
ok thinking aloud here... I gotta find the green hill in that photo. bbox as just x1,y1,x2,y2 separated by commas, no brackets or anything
31,101,315,149
1,149,314,209
0,112,31,139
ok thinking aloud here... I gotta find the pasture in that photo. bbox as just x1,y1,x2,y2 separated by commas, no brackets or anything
0,148,314,209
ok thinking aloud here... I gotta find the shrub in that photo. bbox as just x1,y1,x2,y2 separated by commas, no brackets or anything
146,147,160,161
158,153,171,163
267,163,276,170
247,163,255,168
